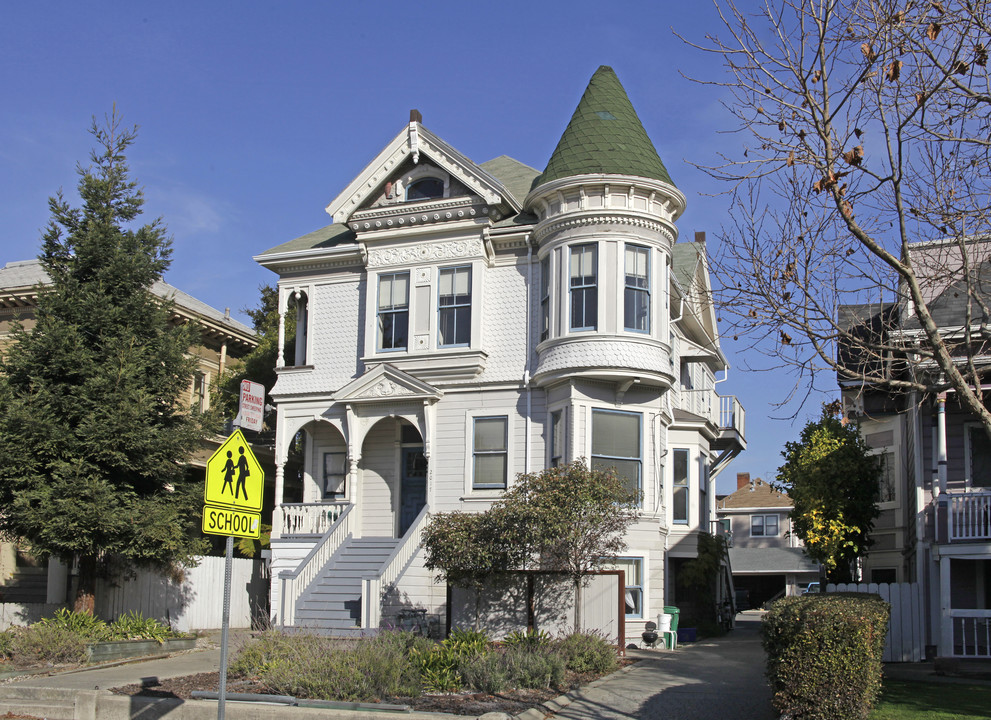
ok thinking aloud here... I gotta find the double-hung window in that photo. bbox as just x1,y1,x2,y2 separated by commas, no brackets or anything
570,244,597,331
591,409,641,501
438,266,471,347
672,449,689,524
550,410,565,467
473,416,508,490
624,245,650,332
751,514,779,537
377,272,409,351
540,256,551,342
611,557,643,618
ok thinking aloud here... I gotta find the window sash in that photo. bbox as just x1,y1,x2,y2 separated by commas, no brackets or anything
591,410,641,500
438,267,471,347
673,449,689,523
569,245,597,330
610,557,643,618
624,246,650,332
540,257,550,342
378,273,409,351
473,416,508,489
550,410,564,467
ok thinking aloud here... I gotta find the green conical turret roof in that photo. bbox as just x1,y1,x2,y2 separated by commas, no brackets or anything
535,66,674,188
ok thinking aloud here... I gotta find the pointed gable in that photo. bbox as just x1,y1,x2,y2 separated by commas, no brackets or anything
534,66,675,188
335,364,442,404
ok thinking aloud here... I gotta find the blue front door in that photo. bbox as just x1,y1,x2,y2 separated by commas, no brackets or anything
399,447,427,536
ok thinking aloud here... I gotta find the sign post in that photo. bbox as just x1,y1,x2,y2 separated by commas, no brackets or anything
202,430,264,720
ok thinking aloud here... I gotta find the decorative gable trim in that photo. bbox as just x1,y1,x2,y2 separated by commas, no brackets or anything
325,123,521,225
335,363,442,404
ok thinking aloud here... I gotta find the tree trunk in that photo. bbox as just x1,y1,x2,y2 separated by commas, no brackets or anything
73,554,97,615
573,577,582,631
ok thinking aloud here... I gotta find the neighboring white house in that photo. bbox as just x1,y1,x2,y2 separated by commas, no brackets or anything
716,473,819,608
256,66,746,643
840,236,991,658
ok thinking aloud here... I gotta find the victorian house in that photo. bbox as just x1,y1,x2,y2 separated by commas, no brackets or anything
257,67,745,642
840,236,991,658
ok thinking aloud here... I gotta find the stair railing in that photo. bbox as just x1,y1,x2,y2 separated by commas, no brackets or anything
362,505,430,630
279,504,354,628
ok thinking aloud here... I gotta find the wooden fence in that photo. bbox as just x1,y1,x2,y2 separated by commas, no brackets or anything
95,556,267,632
827,582,925,662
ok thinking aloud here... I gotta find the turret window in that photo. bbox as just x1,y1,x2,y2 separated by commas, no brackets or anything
624,245,650,332
570,244,598,331
377,272,410,351
540,256,550,342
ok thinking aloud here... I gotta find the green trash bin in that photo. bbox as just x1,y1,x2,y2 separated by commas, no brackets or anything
663,606,680,633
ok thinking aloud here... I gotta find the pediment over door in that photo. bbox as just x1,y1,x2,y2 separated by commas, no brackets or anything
334,363,442,405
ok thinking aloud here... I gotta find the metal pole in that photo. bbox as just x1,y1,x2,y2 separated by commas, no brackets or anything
218,535,233,720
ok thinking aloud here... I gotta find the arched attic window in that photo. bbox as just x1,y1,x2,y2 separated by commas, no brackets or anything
406,177,445,202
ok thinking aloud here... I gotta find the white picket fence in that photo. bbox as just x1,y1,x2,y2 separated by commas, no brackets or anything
827,582,925,662
95,556,267,632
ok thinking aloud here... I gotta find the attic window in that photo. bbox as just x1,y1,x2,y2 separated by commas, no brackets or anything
407,177,445,201
595,111,617,120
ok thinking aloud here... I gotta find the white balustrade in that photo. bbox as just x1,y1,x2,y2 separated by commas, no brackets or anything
950,609,991,657
279,504,353,627
719,395,746,437
362,505,430,630
278,501,349,537
947,491,991,542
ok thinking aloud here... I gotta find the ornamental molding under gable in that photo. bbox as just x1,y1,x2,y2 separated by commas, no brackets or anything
366,238,486,268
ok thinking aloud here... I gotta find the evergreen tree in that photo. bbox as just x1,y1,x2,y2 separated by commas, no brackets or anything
777,404,881,583
0,112,207,613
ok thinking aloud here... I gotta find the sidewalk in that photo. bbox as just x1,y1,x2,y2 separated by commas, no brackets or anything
0,618,780,720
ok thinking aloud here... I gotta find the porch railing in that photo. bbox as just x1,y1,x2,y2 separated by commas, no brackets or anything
362,505,430,630
947,491,991,542
278,501,349,537
279,504,353,628
950,610,991,658
678,389,717,425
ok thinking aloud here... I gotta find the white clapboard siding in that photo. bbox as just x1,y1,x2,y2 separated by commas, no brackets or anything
827,582,924,662
95,556,266,632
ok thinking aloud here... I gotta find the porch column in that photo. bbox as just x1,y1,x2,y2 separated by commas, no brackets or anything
939,553,952,657
424,400,435,506
271,462,285,540
937,394,948,496
276,287,287,369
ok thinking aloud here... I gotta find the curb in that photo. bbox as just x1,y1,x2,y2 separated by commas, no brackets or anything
516,660,642,720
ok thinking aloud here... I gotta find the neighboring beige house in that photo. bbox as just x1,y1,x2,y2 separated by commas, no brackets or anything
0,258,258,614
256,66,746,643
717,473,819,608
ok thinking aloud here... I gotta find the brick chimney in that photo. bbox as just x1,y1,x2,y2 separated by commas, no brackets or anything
737,472,751,490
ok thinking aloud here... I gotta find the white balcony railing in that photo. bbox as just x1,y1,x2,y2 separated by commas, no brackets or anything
678,389,717,425
362,505,430,630
677,390,746,438
278,504,353,628
950,610,991,658
719,395,746,438
946,491,991,542
278,501,349,537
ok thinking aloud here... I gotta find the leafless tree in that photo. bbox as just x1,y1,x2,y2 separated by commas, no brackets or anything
682,0,991,430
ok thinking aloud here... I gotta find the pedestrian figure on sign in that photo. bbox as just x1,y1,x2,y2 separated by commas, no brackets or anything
235,446,250,501
221,450,236,496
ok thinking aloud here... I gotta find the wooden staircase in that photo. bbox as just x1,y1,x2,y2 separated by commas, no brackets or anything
292,537,400,635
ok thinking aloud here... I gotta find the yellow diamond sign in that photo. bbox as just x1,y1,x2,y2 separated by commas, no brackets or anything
205,429,264,512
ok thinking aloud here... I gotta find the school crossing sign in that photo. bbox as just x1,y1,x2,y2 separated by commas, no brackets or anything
203,429,263,539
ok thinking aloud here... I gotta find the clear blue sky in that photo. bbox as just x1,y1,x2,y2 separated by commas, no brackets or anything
0,1,831,493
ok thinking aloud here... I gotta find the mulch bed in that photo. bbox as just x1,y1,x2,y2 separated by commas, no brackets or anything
110,666,625,716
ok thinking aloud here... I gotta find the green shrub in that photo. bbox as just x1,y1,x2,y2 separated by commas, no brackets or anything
107,611,177,642
0,629,13,659
503,628,552,649
501,645,566,689
410,643,465,693
35,608,108,640
556,631,617,674
8,624,89,664
762,593,889,720
462,650,510,693
445,627,490,656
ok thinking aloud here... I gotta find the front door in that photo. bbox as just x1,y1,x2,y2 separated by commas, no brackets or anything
399,447,427,536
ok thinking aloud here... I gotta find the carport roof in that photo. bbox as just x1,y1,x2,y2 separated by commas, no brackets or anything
729,546,818,574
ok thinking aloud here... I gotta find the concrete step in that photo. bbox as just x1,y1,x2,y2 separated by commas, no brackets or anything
0,697,74,719
0,685,79,702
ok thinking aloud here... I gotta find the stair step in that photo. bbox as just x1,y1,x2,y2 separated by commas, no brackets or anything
0,699,74,720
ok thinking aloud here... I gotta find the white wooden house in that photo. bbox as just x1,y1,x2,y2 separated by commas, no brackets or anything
256,66,746,642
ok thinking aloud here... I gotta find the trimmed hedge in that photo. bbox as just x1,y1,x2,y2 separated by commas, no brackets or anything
761,592,889,720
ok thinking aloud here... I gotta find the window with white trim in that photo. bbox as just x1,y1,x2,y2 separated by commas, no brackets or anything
591,409,641,501
323,451,346,499
540,256,550,342
406,177,445,201
611,557,643,618
624,245,650,332
672,449,689,524
438,266,471,347
473,416,508,490
550,409,565,467
751,514,779,537
570,244,597,331
377,272,409,351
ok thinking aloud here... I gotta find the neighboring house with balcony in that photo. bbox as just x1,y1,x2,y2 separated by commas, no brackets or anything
840,236,991,658
256,66,745,643
0,258,260,615
716,473,819,608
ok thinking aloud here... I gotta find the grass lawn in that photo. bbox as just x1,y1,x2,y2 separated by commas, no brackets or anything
870,679,991,719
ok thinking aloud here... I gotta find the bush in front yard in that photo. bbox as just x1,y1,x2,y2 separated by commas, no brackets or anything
762,593,889,720
556,630,617,674
5,624,89,665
